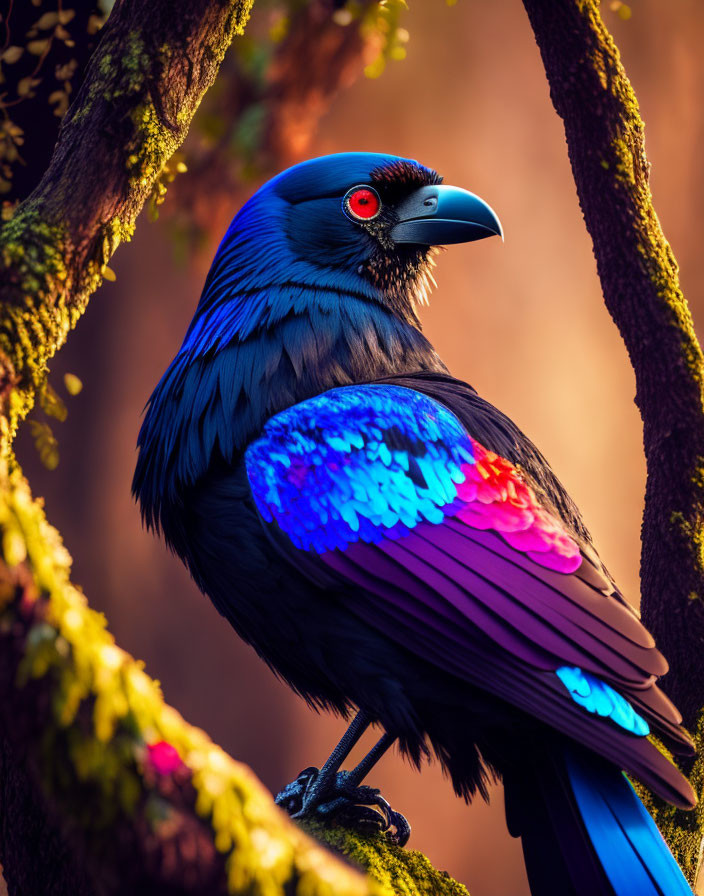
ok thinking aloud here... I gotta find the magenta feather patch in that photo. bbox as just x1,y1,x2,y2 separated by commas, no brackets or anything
455,439,582,574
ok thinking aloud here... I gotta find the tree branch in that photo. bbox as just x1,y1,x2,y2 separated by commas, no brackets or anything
521,0,704,880
2,0,701,890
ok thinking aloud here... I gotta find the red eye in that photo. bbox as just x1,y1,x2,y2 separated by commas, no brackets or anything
344,186,381,222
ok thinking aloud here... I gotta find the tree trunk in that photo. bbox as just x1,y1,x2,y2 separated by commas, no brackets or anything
522,0,704,882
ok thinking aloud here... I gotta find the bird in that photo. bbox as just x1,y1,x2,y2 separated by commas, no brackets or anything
133,152,696,896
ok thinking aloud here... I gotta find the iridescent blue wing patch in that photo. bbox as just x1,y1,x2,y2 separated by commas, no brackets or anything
556,666,650,736
245,384,475,552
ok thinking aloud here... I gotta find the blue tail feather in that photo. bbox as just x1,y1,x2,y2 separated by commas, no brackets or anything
565,751,691,896
505,747,692,896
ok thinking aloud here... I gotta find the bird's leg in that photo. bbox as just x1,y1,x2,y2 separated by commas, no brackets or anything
344,731,395,787
275,710,370,819
294,709,372,810
332,732,411,846
275,721,410,846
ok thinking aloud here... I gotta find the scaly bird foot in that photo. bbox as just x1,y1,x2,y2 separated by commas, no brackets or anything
275,766,411,847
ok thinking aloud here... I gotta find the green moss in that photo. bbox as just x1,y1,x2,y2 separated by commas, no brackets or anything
580,2,704,399
90,33,149,104
70,33,150,127
634,717,704,883
581,0,704,413
610,135,636,186
120,33,150,93
0,207,73,438
303,822,469,896
669,510,704,581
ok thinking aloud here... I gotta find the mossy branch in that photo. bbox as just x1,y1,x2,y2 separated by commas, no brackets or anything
634,722,704,886
521,0,704,879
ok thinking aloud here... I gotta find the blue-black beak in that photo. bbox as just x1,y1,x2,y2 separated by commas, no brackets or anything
390,184,503,246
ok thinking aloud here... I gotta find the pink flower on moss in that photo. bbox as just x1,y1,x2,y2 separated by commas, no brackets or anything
147,740,183,775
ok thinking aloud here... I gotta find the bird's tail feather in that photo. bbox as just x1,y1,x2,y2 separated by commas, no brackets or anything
504,745,692,896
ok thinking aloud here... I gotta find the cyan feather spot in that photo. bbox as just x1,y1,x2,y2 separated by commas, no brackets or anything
556,666,650,736
245,384,475,552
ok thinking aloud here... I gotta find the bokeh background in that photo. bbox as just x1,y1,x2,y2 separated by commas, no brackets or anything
15,2,704,893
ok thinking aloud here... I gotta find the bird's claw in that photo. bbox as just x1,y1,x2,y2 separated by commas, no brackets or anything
275,767,410,847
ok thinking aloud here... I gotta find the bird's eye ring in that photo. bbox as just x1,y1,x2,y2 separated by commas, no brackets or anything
343,186,382,222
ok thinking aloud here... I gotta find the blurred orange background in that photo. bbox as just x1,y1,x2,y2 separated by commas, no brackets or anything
16,2,704,894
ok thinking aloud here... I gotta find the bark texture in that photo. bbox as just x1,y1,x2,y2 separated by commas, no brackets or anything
522,0,704,882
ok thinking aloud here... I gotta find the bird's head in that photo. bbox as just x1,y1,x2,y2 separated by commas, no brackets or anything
189,152,502,341
134,153,502,529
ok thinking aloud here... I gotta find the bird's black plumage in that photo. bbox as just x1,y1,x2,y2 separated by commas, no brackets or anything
134,153,695,896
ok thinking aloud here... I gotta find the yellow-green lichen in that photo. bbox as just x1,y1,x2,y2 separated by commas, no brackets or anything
592,45,609,91
610,135,636,186
303,821,470,896
634,717,704,884
0,207,74,437
126,102,183,199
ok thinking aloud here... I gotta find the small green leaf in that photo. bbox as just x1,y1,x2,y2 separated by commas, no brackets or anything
63,373,83,396
35,11,60,29
29,421,60,470
27,39,50,55
1,46,24,64
39,382,68,422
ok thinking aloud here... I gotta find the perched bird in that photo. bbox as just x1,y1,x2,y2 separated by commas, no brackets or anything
133,152,696,896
